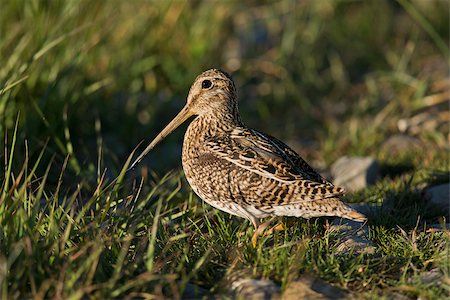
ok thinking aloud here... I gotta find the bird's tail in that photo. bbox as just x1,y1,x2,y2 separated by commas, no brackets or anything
328,199,367,222
274,198,367,222
343,209,367,222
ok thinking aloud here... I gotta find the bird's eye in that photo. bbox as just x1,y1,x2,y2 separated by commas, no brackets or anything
201,80,212,89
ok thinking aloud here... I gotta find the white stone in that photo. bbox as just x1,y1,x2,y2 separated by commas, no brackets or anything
230,278,280,300
329,217,376,254
331,156,380,192
282,277,346,300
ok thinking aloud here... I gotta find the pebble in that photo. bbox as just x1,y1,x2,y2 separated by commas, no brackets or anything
181,282,210,299
381,134,422,154
230,278,280,300
331,156,380,192
282,277,347,300
329,217,376,254
411,268,443,285
424,183,450,217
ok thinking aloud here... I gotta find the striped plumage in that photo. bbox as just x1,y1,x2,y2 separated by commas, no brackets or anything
131,69,366,245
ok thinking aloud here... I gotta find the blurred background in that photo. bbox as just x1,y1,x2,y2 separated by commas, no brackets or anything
1,0,448,180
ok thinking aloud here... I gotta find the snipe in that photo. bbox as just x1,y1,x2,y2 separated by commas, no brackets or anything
130,69,366,246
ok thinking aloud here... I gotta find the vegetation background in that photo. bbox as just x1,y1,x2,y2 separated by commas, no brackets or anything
0,0,448,299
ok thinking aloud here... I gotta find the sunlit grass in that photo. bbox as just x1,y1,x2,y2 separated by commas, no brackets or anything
1,128,448,298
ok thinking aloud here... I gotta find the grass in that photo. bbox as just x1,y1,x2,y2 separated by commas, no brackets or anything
1,0,449,299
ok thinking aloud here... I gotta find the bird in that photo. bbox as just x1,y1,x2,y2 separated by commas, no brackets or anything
129,69,366,247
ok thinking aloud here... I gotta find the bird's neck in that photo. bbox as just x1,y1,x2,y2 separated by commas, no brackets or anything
186,109,242,142
198,104,242,131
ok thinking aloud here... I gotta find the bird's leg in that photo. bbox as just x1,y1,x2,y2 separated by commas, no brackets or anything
324,218,331,231
251,217,277,247
251,219,260,248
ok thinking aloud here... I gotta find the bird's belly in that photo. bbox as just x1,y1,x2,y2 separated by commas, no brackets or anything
181,151,271,220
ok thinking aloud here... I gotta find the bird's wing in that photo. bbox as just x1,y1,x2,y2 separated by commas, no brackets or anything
250,129,331,184
204,127,344,199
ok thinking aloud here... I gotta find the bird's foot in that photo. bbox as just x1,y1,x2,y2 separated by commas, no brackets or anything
264,222,286,236
251,217,278,247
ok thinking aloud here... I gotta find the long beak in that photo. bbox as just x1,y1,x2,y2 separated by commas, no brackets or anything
128,105,193,171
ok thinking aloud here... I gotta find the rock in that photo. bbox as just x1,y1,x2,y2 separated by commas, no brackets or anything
330,156,380,192
381,134,422,154
282,277,346,300
181,282,210,299
328,218,375,254
425,223,450,233
230,278,280,300
424,183,450,217
389,292,414,300
407,268,443,286
418,269,443,285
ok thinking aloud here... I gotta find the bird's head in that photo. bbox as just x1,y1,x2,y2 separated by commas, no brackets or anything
129,69,238,170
